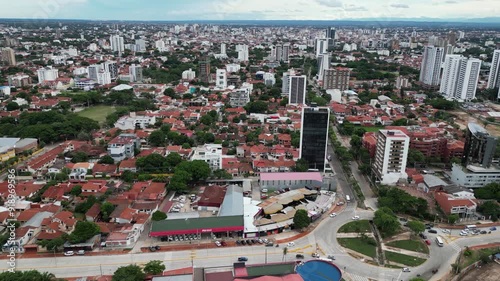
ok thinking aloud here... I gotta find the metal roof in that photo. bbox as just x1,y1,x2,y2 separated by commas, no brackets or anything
218,185,244,217
150,215,244,236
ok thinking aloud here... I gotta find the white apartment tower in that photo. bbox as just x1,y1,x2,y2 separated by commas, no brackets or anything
315,38,328,58
216,69,227,89
419,46,445,87
275,43,290,63
129,64,143,82
110,35,124,53
282,69,296,94
236,44,249,62
372,130,410,185
220,43,227,55
487,50,500,89
37,66,59,83
182,69,196,81
190,144,223,171
288,75,307,105
317,53,330,81
440,55,481,101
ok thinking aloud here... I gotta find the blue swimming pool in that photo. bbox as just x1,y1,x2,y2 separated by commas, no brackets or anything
295,260,342,281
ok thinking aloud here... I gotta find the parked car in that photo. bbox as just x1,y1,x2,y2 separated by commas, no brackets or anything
221,241,227,246
258,239,264,244
480,230,487,234
77,250,85,255
327,255,336,260
236,240,241,245
459,231,468,236
329,213,337,218
215,241,222,247
238,257,248,262
287,242,295,247
265,242,273,247
312,253,320,258
402,267,411,272
490,227,497,231
419,233,427,239
241,240,246,245
425,240,431,245
352,216,360,220
296,254,304,259
337,202,345,206
428,229,438,234
64,251,74,256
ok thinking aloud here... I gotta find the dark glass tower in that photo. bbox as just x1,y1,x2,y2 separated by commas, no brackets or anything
300,107,330,171
462,123,498,168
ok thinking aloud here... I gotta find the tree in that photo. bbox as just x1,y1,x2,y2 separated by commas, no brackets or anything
98,155,115,164
175,160,211,182
0,270,57,281
152,211,167,221
448,214,459,224
292,158,309,172
100,202,116,221
6,102,20,111
373,207,400,237
112,265,146,281
392,118,408,126
407,220,425,237
148,130,166,147
67,221,100,244
71,151,89,163
477,201,500,221
70,185,82,197
293,209,310,230
143,260,166,275
164,152,182,171
213,169,233,179
282,247,288,261
37,237,65,252
121,170,136,183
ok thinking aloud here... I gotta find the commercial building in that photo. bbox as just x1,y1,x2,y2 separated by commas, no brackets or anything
37,66,59,83
189,144,223,171
317,53,330,82
451,161,500,188
300,107,330,172
372,130,410,185
288,75,307,105
259,172,324,191
198,57,210,84
216,69,227,89
487,50,500,90
326,27,336,49
462,123,498,168
1,47,16,66
323,67,350,91
419,46,445,87
104,61,118,80
434,191,477,216
282,69,296,94
440,55,481,101
109,35,124,53
315,38,328,57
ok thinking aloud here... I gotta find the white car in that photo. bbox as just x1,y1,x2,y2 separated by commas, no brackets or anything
329,213,337,218
215,241,222,247
287,242,295,247
64,251,74,256
352,216,360,220
402,267,411,272
459,231,468,236
441,229,450,234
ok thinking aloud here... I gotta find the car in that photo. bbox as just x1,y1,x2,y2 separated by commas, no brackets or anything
402,267,411,272
459,231,468,236
490,227,497,231
296,254,304,259
330,213,337,218
258,239,264,244
327,255,336,260
352,216,360,220
265,242,274,247
480,230,487,234
336,202,344,206
77,250,85,255
237,257,248,262
419,233,427,239
428,229,438,234
287,242,295,247
312,253,320,258
441,229,450,234
236,240,241,245
246,239,251,245
241,240,246,245
64,251,74,256
425,239,431,245
221,241,227,246
215,241,222,247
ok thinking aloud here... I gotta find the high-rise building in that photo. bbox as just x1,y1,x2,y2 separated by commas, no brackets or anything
1,47,16,66
282,69,296,94
288,75,307,105
134,39,147,52
487,50,500,89
109,35,124,53
216,69,227,89
323,67,350,91
104,61,118,80
275,43,290,63
326,27,336,49
462,123,498,168
372,130,410,185
37,66,59,83
317,54,330,81
300,107,330,172
396,76,410,89
236,44,249,62
220,43,226,55
419,46,445,87
440,55,481,101
315,38,328,57
182,69,196,81
129,64,143,82
198,57,210,84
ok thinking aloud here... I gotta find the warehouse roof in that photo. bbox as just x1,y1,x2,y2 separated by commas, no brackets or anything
150,215,243,236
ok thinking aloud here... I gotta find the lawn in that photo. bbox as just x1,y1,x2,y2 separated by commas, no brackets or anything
338,220,371,233
337,238,377,258
460,247,500,269
363,126,385,132
386,240,429,254
384,251,427,266
76,105,118,124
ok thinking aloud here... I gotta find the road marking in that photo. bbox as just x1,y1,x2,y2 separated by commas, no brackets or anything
449,242,461,252
287,244,312,253
347,272,368,281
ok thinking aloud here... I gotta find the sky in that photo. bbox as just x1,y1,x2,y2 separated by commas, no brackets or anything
0,0,498,21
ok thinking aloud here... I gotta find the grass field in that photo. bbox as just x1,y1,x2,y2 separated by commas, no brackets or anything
337,238,377,258
363,126,385,132
77,105,117,123
338,220,372,233
386,240,429,254
460,247,500,269
384,251,427,266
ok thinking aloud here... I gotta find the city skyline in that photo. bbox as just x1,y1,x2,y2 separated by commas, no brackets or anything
1,0,500,22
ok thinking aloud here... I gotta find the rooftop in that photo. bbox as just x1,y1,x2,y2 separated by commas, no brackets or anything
260,172,323,182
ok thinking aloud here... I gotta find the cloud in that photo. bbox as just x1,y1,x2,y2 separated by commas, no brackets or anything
445,0,458,3
315,0,343,8
390,3,410,8
344,5,368,11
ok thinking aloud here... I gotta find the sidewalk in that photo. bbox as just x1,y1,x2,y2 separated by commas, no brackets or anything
382,245,429,259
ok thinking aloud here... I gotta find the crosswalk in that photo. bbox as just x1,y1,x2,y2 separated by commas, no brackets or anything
346,272,369,281
449,242,461,252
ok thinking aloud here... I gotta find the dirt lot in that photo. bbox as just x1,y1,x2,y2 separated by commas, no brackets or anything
460,262,500,281
451,109,500,137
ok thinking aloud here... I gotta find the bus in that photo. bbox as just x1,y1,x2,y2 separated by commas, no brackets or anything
345,195,351,202
465,225,477,231
435,236,444,247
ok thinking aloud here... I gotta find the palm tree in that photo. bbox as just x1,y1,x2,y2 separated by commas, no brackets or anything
282,247,288,261
40,272,56,281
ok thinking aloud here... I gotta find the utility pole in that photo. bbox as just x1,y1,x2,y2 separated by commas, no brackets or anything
265,247,268,264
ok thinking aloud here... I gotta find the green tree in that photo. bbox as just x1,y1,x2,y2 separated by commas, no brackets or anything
121,170,136,183
6,102,20,111
148,130,166,147
164,152,182,171
71,151,89,163
293,209,310,230
282,247,288,261
213,169,233,179
0,270,57,281
407,220,425,237
37,237,65,252
67,221,100,244
448,214,459,224
112,265,146,281
373,207,400,237
143,260,166,275
392,118,408,126
292,158,309,172
70,185,82,197
175,160,211,182
477,201,500,221
98,155,115,164
152,211,167,221
100,202,115,221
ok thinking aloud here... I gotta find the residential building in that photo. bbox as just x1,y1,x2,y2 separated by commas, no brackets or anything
396,76,410,89
220,43,226,55
182,68,196,80
216,69,227,89
326,27,336,49
419,46,445,87
282,69,296,94
129,64,143,82
236,44,249,62
434,191,477,217
104,61,118,80
275,43,290,63
8,74,32,87
462,123,498,168
487,50,500,89
107,134,140,162
114,112,156,130
323,67,350,91
198,57,210,84
74,78,96,90
440,55,481,101
317,53,330,81
1,47,16,66
134,39,147,52
37,66,59,83
451,163,500,188
288,75,307,105
0,86,10,99
315,38,328,57
190,144,223,171
229,89,250,107
300,107,330,172
88,64,111,85
110,35,124,53
372,130,410,185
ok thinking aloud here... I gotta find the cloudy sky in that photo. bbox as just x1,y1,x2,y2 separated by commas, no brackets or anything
0,0,498,21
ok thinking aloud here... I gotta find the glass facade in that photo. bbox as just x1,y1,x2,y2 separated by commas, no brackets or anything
300,107,329,171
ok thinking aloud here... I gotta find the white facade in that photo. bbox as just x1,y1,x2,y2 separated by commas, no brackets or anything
373,130,410,185
315,38,328,57
263,72,276,86
88,64,111,85
419,46,445,86
37,66,59,83
317,53,330,81
451,163,500,188
282,69,296,94
226,63,241,73
73,67,87,76
135,39,146,52
114,113,156,130
129,64,143,82
190,144,223,171
440,55,481,101
182,68,196,80
216,69,227,89
110,35,124,52
229,88,250,107
220,43,226,55
487,50,500,89
236,44,249,62
288,75,307,105
275,43,290,63
0,86,11,98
